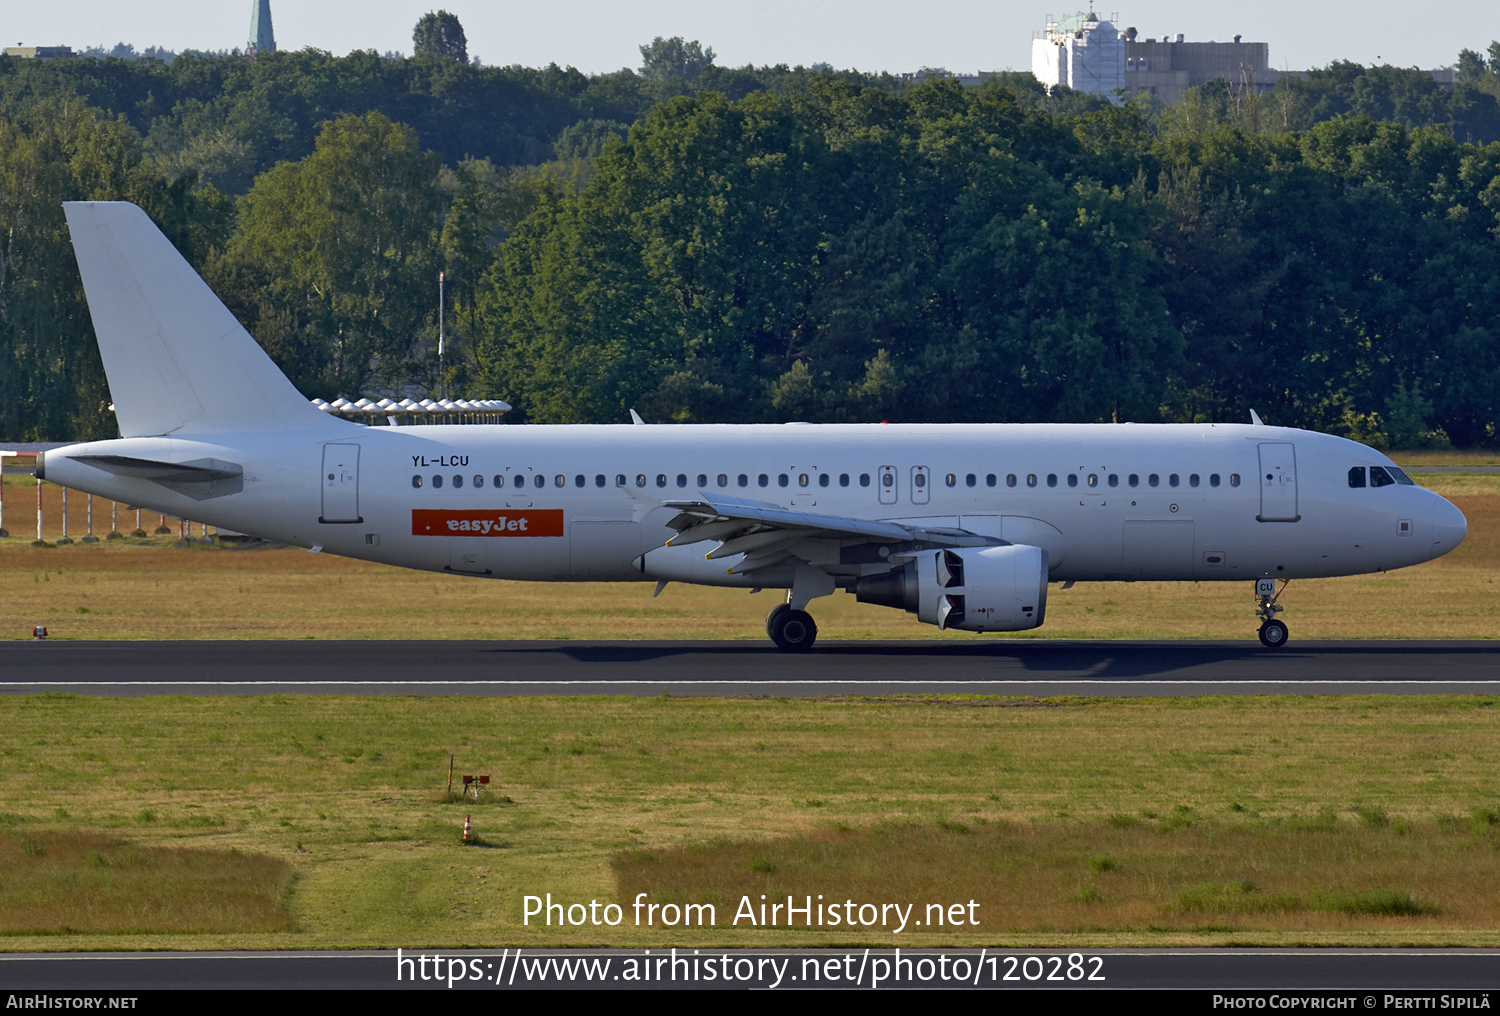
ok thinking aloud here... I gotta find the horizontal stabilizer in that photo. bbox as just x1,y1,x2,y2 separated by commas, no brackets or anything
73,454,243,483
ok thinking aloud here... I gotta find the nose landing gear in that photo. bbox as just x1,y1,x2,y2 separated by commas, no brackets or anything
1256,578,1289,647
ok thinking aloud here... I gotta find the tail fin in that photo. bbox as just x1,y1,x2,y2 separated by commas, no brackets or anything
63,201,330,437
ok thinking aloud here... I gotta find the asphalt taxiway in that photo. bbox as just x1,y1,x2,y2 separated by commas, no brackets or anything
1,639,1496,696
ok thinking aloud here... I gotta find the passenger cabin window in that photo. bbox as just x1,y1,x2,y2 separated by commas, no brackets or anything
1108,474,1118,487
474,475,485,488
1149,474,1159,487
1169,474,1180,487
839,474,850,487
1047,474,1057,488
1067,474,1078,488
819,474,830,487
615,474,627,487
799,473,810,487
1189,474,1200,487
697,474,707,488
986,474,997,487
1230,473,1241,487
656,474,667,488
738,474,749,487
718,474,729,487
1027,474,1038,487
575,474,586,488
759,474,769,487
1087,473,1098,487
432,475,443,488
946,473,958,487
1209,474,1220,487
636,474,647,488
676,474,687,488
1370,466,1397,487
965,473,976,488
1007,474,1018,487
1129,474,1139,487
596,475,606,487
452,475,464,489
860,474,870,487
778,474,789,487
412,474,423,488
495,475,506,488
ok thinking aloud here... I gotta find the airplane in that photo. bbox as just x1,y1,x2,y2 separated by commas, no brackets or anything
35,201,1469,651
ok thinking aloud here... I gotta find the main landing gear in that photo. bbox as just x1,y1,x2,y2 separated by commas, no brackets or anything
766,603,818,652
1255,578,1289,648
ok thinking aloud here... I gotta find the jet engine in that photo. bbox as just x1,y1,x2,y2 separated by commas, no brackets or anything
855,545,1048,632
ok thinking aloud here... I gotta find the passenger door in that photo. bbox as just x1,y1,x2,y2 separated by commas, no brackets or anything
320,443,361,523
1257,443,1299,522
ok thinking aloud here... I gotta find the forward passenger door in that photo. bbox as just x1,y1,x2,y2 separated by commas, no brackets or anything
1257,443,1299,522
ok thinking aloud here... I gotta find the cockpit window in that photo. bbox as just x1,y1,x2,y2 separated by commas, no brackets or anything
1369,466,1396,488
1348,467,1366,488
1387,466,1415,486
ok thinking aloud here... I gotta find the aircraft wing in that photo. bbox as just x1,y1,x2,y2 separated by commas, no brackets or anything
659,493,998,573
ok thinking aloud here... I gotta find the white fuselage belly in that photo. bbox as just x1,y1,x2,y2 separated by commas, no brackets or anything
41,421,1461,587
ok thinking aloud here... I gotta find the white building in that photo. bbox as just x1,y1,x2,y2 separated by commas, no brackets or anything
1031,12,1125,103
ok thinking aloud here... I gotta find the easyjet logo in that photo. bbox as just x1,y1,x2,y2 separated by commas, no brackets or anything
411,509,564,537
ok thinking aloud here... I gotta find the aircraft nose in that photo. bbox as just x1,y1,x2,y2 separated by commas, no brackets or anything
1429,496,1467,561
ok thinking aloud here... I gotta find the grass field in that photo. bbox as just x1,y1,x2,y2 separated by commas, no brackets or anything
1,472,1495,641
4,694,1500,947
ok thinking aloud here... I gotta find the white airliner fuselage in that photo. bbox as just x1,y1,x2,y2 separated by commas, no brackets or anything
36,201,1469,650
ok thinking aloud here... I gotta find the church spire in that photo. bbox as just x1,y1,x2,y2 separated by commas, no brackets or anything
248,0,275,54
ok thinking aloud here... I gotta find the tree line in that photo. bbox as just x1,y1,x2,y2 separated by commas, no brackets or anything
1,41,1499,447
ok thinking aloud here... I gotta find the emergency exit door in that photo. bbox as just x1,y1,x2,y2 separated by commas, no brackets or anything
320,443,362,523
1257,443,1298,522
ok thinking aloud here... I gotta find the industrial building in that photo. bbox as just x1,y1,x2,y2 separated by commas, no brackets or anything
2,45,75,60
1032,12,1281,105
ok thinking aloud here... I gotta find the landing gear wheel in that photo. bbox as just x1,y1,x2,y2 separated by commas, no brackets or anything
769,608,817,652
765,603,792,639
1258,619,1289,648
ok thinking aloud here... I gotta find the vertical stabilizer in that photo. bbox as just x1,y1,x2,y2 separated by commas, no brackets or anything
64,201,330,437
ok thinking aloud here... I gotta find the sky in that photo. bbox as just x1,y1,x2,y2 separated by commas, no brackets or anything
2,2,1497,77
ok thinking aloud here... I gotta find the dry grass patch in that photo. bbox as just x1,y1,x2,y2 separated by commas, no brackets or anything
613,815,1500,935
0,829,292,935
0,489,1494,641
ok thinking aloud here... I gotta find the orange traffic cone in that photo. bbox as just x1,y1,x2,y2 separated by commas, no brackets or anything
463,815,472,844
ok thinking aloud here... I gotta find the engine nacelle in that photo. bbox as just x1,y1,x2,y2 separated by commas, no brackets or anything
855,545,1048,632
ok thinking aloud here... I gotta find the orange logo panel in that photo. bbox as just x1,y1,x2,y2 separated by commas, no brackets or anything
412,509,564,537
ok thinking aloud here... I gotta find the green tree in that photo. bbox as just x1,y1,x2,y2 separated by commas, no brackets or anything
1458,48,1488,84
217,112,443,395
639,37,716,81
413,11,468,62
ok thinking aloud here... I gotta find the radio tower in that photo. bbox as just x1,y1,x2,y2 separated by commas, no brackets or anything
248,0,276,56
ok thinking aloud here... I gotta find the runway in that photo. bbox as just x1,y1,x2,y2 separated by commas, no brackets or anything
2,639,1497,696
